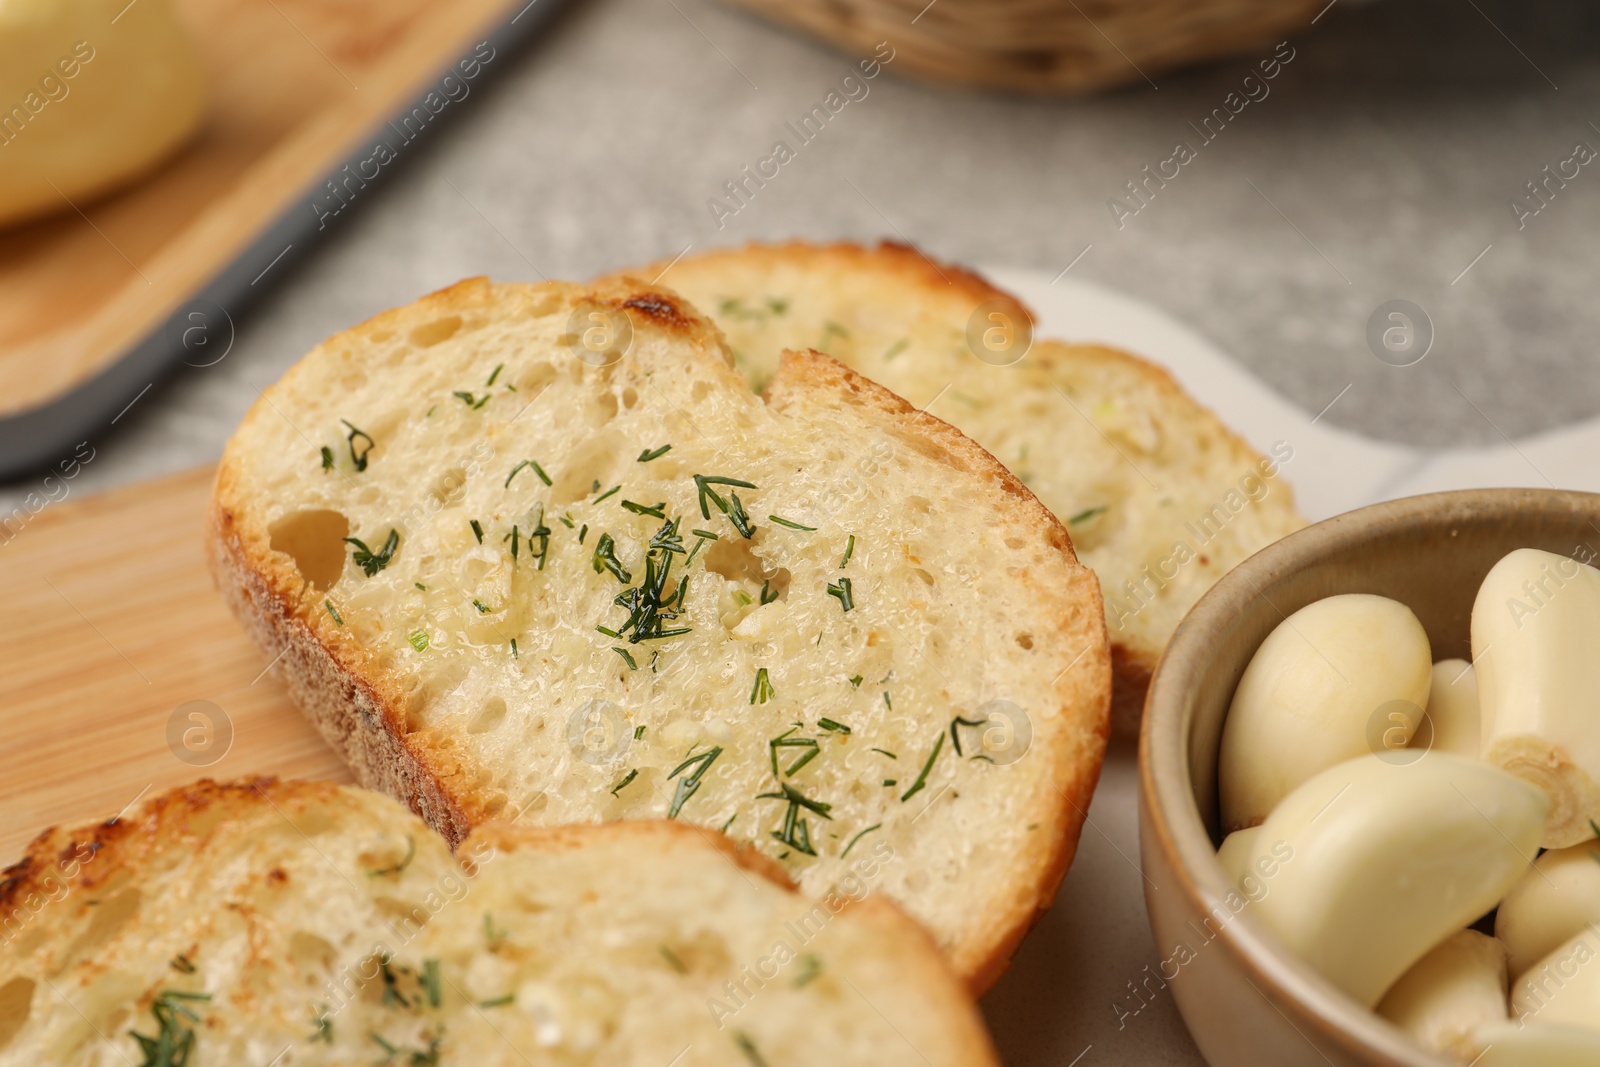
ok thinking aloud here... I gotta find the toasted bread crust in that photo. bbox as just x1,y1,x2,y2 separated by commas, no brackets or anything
208,276,1111,993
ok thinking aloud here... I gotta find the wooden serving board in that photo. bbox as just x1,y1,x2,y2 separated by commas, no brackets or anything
0,465,343,864
0,0,535,421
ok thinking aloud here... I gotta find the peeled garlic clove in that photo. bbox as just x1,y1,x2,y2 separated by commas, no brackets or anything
1216,827,1260,886
1423,660,1481,759
1473,548,1600,848
1377,929,1508,1062
1470,1020,1600,1066
1247,753,1546,1008
1495,836,1600,980
1219,594,1433,831
1510,929,1600,1031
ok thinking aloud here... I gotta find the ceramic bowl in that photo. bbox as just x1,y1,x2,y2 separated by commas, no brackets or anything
1138,488,1600,1066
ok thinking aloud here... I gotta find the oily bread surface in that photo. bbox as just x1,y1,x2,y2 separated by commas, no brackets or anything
207,276,1110,990
0,781,999,1065
605,241,1306,730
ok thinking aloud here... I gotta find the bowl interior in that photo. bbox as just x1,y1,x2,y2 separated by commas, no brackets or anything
1142,488,1600,1063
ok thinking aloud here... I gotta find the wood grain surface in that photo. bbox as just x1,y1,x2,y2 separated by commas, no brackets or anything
0,0,522,418
0,464,344,864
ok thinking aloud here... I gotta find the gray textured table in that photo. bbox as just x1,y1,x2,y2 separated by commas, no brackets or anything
5,0,1596,1062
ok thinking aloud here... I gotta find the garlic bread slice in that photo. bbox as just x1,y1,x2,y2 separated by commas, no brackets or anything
0,780,999,1065
608,241,1306,731
208,277,1110,989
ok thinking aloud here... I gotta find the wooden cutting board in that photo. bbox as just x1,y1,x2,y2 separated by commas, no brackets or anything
0,465,344,864
0,0,531,419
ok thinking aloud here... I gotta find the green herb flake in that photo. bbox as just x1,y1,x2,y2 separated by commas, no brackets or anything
693,474,759,538
769,727,820,778
734,1031,772,1067
634,725,646,739
310,1005,333,1044
613,647,639,670
768,514,816,531
407,630,429,652
510,638,519,659
169,955,196,975
341,419,374,472
593,484,622,504
826,577,855,612
759,782,832,856
870,747,897,759
344,529,399,577
660,945,689,975
637,444,673,462
621,499,667,518
319,445,334,472
792,954,822,987
611,769,638,796
750,667,776,705
848,674,863,688
486,363,504,387
901,733,945,802
592,533,632,583
470,519,484,544
1068,505,1108,525
818,718,851,733
324,599,343,626
421,958,442,1008
479,994,514,1008
841,823,882,858
950,715,986,757
666,746,723,819
414,582,427,591
131,990,210,1066
839,534,856,568
882,338,909,360
368,835,415,878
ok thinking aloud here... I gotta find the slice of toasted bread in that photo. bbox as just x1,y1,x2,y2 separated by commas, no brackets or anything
0,778,459,1065
399,819,999,1066
207,277,1111,990
0,780,999,1065
603,242,1307,731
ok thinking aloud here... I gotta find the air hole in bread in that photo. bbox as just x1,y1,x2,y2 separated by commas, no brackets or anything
702,537,780,588
621,386,639,409
409,315,462,348
468,696,508,734
550,437,621,505
691,380,711,403
288,931,337,979
1016,632,1034,650
268,509,351,590
75,887,141,956
517,361,558,397
587,390,619,427
429,465,471,508
0,978,32,1051
905,495,932,516
913,568,934,587
1003,536,1025,550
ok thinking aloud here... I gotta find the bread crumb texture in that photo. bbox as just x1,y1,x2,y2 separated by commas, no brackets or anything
610,241,1307,726
209,277,1110,989
0,781,998,1065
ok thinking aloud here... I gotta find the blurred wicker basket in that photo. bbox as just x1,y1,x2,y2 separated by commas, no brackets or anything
722,0,1328,94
